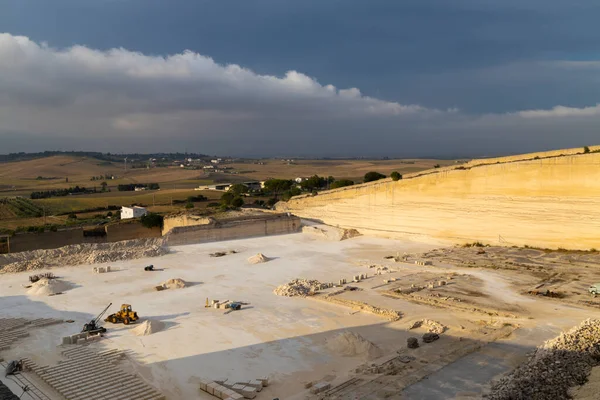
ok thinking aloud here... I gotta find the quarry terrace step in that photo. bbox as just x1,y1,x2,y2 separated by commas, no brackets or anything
22,347,165,400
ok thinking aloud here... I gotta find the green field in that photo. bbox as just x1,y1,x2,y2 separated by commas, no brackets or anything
31,189,221,215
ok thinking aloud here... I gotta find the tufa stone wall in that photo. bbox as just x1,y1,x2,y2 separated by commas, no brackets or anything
165,214,301,246
277,148,600,250
162,214,213,236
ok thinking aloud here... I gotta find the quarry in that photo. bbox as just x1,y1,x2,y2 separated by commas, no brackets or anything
1,147,600,400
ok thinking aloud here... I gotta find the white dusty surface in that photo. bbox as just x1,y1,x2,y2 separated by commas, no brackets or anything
0,233,436,400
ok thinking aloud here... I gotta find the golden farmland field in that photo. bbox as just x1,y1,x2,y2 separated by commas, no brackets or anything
0,155,460,231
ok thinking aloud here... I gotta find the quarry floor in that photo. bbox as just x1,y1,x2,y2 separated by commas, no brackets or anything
1,232,599,399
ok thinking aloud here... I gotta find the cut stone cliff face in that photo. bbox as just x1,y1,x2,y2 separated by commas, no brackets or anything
277,147,600,250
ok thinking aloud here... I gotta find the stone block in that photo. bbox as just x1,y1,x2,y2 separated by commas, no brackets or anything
310,382,331,394
206,382,217,395
246,380,263,391
62,336,72,345
239,386,257,399
231,384,245,392
77,338,86,345
212,386,224,399
258,377,269,387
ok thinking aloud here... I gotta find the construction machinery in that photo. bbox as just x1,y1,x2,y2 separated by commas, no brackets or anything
82,303,111,334
4,360,23,377
105,304,139,325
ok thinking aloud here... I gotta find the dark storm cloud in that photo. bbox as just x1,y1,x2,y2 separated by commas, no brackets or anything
0,0,599,155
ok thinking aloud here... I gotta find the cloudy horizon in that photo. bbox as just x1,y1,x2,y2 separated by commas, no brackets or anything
1,1,599,157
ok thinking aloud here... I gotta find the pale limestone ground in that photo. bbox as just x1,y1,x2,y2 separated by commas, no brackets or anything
1,232,598,400
0,233,435,399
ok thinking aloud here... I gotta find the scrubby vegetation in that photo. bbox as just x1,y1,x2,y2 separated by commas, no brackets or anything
364,171,386,183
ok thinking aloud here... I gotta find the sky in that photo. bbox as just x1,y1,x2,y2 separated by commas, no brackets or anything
0,0,599,157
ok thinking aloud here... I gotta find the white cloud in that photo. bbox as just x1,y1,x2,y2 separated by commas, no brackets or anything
516,104,600,118
0,33,440,122
0,32,598,156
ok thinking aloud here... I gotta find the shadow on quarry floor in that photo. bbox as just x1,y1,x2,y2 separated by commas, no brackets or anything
139,321,546,400
1,297,593,400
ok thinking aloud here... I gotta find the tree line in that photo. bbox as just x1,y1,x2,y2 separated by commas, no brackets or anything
30,186,95,199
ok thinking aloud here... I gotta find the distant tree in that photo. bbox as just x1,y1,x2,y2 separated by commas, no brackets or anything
330,179,354,189
187,195,207,202
267,197,278,207
106,211,113,217
100,181,108,192
300,175,328,191
364,171,386,183
390,171,402,181
67,213,77,220
220,192,235,206
433,164,441,168
140,213,163,229
185,202,194,209
584,146,591,153
228,183,249,196
263,179,294,194
231,197,244,208
282,186,302,201
327,176,335,184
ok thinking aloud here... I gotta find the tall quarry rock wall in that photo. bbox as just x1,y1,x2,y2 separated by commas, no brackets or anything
277,147,600,250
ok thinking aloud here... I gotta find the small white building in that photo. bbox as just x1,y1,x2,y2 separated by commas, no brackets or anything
121,206,148,220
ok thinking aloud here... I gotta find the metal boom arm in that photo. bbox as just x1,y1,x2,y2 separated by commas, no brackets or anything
95,303,112,324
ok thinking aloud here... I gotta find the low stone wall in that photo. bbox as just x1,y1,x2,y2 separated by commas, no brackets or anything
105,221,162,242
7,228,84,253
165,214,301,246
4,222,160,253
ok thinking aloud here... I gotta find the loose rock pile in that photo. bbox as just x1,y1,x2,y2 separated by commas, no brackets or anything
487,319,600,400
326,331,382,360
407,337,419,349
409,319,447,334
422,333,440,343
274,279,328,297
248,253,270,264
27,278,72,296
159,278,189,290
0,239,168,273
131,319,166,336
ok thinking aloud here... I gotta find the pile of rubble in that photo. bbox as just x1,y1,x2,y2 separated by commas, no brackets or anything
487,319,600,400
409,319,447,334
0,239,168,273
274,279,329,297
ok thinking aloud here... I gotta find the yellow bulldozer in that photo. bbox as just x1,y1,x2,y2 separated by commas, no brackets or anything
104,304,139,325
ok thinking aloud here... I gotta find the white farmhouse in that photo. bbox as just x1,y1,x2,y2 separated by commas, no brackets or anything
121,206,148,220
